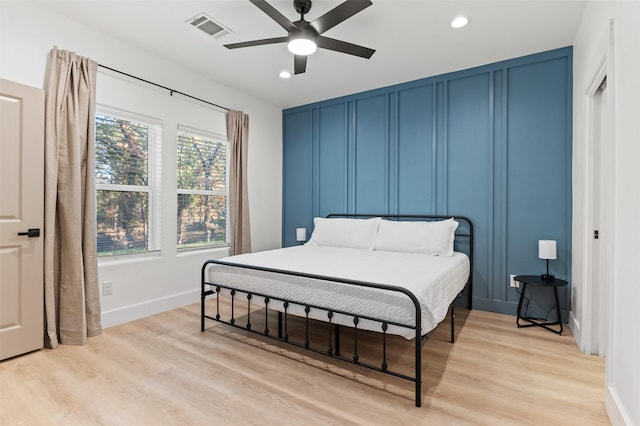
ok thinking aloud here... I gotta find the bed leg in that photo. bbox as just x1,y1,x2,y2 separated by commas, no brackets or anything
278,312,283,339
415,331,422,407
450,305,456,343
335,325,341,356
200,282,205,332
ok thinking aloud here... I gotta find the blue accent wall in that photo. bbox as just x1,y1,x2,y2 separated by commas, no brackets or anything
282,47,572,318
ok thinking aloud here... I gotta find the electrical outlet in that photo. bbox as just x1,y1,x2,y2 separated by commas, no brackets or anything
103,281,113,296
510,274,519,288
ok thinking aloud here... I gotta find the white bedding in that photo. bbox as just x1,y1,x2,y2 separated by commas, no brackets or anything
206,245,470,339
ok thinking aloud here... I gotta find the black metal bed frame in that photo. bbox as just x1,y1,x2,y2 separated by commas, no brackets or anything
201,214,473,407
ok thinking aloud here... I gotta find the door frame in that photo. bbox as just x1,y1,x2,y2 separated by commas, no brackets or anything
581,27,616,358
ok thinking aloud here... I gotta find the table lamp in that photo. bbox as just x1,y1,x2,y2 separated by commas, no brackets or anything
296,228,306,245
538,240,556,281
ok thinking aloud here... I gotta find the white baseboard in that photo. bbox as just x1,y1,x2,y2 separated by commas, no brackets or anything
569,310,584,351
605,385,632,426
101,289,200,328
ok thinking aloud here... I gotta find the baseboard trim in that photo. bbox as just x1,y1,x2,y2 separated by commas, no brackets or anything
471,298,518,316
605,384,631,425
101,289,200,328
569,310,583,351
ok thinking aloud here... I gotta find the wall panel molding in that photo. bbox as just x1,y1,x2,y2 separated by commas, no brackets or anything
283,47,573,316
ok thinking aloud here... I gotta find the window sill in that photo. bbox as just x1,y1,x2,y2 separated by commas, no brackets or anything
98,250,162,266
176,245,230,258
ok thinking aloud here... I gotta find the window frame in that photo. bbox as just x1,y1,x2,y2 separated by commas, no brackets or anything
94,105,163,257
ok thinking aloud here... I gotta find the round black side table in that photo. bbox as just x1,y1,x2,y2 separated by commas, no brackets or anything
514,275,568,335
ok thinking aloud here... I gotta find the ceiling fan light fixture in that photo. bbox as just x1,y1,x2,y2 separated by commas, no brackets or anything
288,38,317,56
225,0,375,74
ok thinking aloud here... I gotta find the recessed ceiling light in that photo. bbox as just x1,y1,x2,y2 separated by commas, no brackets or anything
451,16,469,29
279,71,291,79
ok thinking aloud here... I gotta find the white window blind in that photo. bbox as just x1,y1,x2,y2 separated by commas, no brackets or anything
176,125,229,250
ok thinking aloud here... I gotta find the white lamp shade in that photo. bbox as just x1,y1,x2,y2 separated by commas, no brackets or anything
538,240,557,260
296,227,307,242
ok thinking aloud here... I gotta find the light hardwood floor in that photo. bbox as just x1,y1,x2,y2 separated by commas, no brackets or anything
1,303,609,425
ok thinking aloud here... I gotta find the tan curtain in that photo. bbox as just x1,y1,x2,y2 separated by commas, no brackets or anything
227,110,251,255
43,47,101,348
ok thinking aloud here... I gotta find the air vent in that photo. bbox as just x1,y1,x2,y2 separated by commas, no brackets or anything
187,13,233,39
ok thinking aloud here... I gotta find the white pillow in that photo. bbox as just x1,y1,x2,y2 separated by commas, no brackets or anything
306,217,381,250
374,218,459,256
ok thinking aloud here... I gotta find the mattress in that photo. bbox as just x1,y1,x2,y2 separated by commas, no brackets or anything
206,245,470,339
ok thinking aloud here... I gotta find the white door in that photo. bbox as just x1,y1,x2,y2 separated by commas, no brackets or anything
0,79,45,360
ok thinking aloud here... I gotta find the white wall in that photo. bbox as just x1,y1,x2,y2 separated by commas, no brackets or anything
573,2,640,425
0,1,283,327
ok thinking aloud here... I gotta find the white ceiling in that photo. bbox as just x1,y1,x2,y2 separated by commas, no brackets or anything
35,0,586,109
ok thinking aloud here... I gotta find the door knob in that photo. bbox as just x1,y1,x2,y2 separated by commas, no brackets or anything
17,228,40,238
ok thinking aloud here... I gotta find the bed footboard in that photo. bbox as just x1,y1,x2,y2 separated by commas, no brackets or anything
201,260,425,406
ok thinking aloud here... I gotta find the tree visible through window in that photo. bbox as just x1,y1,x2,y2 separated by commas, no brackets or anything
177,128,228,249
95,112,161,256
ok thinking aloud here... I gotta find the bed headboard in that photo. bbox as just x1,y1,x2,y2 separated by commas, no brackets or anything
325,214,473,253
326,213,474,309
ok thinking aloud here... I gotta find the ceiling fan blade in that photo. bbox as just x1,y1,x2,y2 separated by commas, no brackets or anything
310,0,373,34
294,55,308,75
250,0,296,32
224,37,288,49
316,36,375,59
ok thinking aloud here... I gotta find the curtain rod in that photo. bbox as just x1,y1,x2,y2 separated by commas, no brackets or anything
98,64,230,112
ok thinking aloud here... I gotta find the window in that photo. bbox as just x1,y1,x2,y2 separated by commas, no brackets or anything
95,109,162,256
176,127,229,249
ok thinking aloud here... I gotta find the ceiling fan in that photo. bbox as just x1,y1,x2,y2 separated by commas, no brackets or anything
224,0,375,75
